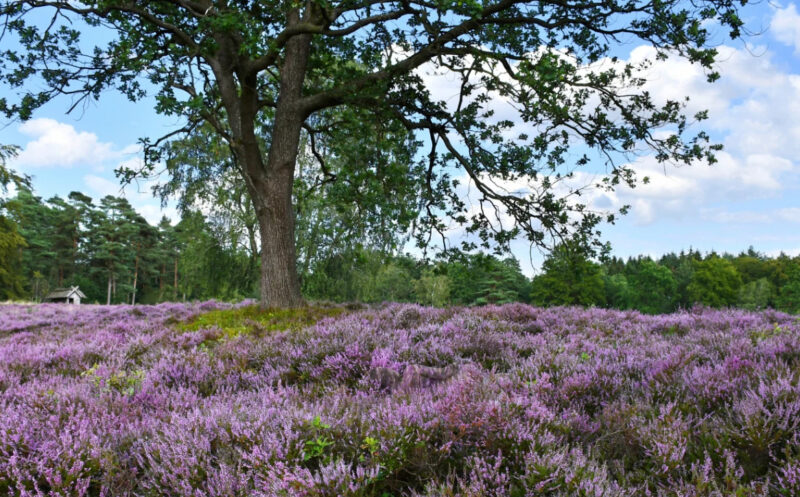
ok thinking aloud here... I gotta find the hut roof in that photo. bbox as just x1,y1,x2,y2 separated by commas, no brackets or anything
44,286,86,300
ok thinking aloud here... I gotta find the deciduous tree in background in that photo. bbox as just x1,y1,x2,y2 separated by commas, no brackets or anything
628,258,677,314
738,277,772,311
0,217,26,301
603,273,633,309
777,267,800,314
687,255,742,308
0,145,27,300
1,0,747,307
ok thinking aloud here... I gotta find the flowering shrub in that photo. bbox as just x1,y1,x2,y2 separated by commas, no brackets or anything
1,302,799,495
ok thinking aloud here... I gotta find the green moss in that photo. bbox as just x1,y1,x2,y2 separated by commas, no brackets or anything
177,304,347,341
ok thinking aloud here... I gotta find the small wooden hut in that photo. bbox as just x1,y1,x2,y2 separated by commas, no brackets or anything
43,286,86,305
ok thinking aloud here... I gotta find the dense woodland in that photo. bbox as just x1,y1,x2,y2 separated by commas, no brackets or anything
1,184,799,313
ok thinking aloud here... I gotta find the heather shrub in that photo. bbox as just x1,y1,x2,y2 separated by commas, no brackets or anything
773,433,800,496
1,302,799,495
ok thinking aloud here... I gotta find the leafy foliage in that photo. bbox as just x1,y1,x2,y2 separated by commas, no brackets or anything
414,270,452,307
777,266,800,315
738,277,773,311
0,144,27,193
0,0,750,305
603,272,633,310
628,258,678,314
0,216,26,299
0,144,27,299
688,255,743,308
531,243,605,306
447,254,531,305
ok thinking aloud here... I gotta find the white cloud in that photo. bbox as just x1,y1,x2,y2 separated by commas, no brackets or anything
700,207,800,225
509,45,800,226
777,207,800,223
625,45,800,156
598,43,800,225
419,42,799,226
611,151,795,225
772,4,800,53
137,204,179,225
120,144,142,155
13,118,119,168
84,174,122,197
627,46,733,118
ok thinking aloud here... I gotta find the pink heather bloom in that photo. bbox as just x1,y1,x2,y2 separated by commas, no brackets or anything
0,302,798,495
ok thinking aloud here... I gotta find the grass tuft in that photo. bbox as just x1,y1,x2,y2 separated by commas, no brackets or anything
177,304,347,340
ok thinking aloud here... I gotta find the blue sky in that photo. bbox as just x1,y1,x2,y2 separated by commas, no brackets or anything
1,2,799,275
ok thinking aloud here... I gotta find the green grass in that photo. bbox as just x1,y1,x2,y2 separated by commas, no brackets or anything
178,304,347,341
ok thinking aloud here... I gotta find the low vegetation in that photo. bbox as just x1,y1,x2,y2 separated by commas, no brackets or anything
1,302,799,495
178,304,347,338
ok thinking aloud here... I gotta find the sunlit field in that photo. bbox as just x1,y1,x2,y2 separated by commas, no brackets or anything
1,302,799,496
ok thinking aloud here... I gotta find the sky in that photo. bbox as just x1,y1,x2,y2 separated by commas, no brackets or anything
1,2,799,276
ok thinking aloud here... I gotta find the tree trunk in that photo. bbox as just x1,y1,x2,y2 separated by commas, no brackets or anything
245,220,259,270
173,257,178,301
106,273,112,305
253,172,303,308
131,254,139,305
300,214,322,280
159,263,165,300
206,8,314,308
235,30,311,308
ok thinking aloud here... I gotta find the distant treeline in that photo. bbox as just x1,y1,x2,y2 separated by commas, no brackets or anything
302,244,800,314
1,186,799,313
534,244,800,314
0,188,257,304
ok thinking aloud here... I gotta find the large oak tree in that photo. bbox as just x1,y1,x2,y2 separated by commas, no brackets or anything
1,0,745,307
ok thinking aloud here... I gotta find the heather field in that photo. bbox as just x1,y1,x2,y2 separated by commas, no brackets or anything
1,303,800,496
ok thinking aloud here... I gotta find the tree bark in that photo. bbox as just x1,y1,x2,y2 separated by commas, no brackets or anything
131,253,139,305
202,8,316,308
159,263,164,300
106,273,112,306
245,220,259,269
253,170,303,308
234,28,311,308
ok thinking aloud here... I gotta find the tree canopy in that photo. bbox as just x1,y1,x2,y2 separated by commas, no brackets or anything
687,255,742,308
531,242,605,306
1,0,747,306
0,144,28,300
